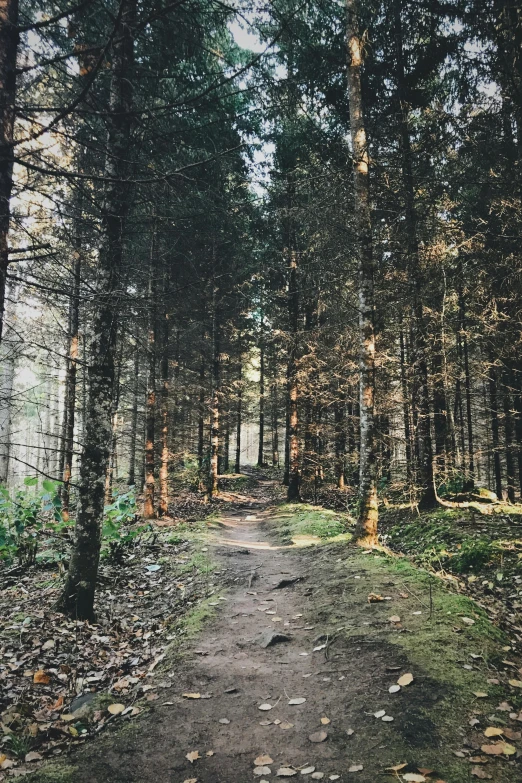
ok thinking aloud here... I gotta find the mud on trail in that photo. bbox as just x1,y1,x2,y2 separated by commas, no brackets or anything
29,479,522,783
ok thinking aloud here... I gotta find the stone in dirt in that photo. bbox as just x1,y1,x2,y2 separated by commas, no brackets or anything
260,630,292,648
272,576,303,589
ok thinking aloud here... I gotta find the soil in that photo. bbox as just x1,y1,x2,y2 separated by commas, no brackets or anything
26,479,522,783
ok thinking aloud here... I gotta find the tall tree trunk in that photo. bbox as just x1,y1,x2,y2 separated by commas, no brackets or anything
283,365,290,486
286,193,300,501
394,0,435,509
399,327,412,481
158,274,170,516
61,253,81,521
57,0,136,620
459,286,475,489
209,289,220,497
0,0,18,346
334,392,346,489
270,347,279,466
0,315,15,485
347,0,378,543
144,231,157,518
197,357,205,470
489,364,503,499
127,343,139,485
234,360,242,474
257,324,265,467
503,374,516,502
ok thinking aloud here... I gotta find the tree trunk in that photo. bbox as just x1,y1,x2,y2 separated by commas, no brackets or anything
459,287,475,489
257,324,265,467
158,274,170,517
144,231,157,519
61,252,81,521
503,374,516,502
394,0,435,509
127,344,140,485
0,0,18,346
234,360,242,474
399,327,412,481
209,292,220,497
57,0,136,621
346,0,378,543
0,320,15,485
334,393,346,489
197,357,205,470
270,348,279,466
489,364,502,500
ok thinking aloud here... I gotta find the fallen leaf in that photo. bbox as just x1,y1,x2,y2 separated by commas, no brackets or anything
254,767,272,776
108,703,125,715
462,617,475,625
311,774,324,780
385,764,408,772
508,679,522,688
417,770,433,776
186,750,200,763
397,673,414,687
219,718,230,724
473,692,488,698
309,730,328,743
255,756,274,766
346,728,355,736
320,716,331,725
259,703,273,711
348,765,363,773
374,710,386,718
389,616,401,623
368,593,384,603
25,752,42,762
483,727,503,737
313,643,327,652
276,768,298,777
403,775,426,783
503,728,521,740
301,767,315,774
382,715,394,722
183,779,197,783
471,768,492,780
206,750,214,757
389,684,401,694
182,692,201,699
329,777,340,781
280,721,293,729
288,697,306,705
33,670,50,684
481,742,516,756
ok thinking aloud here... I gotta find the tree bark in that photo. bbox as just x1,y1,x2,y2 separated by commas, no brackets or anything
144,230,157,519
503,374,516,502
394,0,436,509
0,0,18,346
127,343,139,485
197,357,205,470
346,0,378,543
0,285,16,483
234,360,242,474
57,0,136,620
209,288,220,497
257,320,265,467
489,364,503,500
158,273,170,516
61,252,81,521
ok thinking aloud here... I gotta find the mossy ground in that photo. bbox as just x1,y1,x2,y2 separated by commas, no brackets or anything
272,502,353,545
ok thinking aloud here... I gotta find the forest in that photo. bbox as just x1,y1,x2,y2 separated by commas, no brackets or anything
1,1,522,782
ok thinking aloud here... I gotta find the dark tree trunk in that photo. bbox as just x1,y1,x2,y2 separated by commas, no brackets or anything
257,325,265,467
61,252,81,521
334,393,346,489
489,365,502,500
209,294,220,497
127,343,140,486
57,0,136,621
144,232,157,519
197,357,205,470
347,0,378,541
158,273,170,516
394,0,436,509
503,374,516,503
234,360,242,474
399,328,412,480
0,0,18,346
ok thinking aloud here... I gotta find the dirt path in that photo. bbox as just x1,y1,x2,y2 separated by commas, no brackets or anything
35,482,522,783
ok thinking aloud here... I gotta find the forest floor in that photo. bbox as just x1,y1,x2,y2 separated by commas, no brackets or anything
2,474,522,782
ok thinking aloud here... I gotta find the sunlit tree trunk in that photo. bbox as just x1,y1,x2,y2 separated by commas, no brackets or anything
346,0,378,543
257,320,265,467
209,289,220,497
0,0,18,346
57,0,136,620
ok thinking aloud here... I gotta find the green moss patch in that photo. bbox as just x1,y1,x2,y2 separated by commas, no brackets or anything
272,503,353,544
